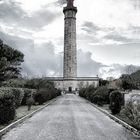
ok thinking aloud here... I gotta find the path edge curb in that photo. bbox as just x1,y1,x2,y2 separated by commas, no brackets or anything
80,96,140,137
0,96,60,137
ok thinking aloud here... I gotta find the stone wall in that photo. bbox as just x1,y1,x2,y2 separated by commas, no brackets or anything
53,78,99,92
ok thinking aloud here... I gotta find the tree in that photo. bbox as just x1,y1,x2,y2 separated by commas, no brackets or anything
124,65,139,75
0,39,24,85
99,78,109,86
120,74,138,90
25,78,55,90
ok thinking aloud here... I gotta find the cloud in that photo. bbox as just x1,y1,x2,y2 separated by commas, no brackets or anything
0,0,61,31
77,49,104,77
56,0,67,6
104,34,132,43
22,42,63,77
99,64,140,79
81,21,100,34
0,30,33,51
1,29,140,79
0,0,140,79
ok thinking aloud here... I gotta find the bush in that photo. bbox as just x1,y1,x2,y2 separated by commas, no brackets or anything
92,95,104,106
79,88,87,98
56,89,62,96
0,87,25,108
35,88,60,105
35,89,51,105
26,95,34,111
21,89,36,105
0,88,16,124
91,86,110,105
2,79,26,88
25,78,55,90
79,86,110,106
109,90,123,114
122,94,140,130
79,85,96,100
10,88,24,108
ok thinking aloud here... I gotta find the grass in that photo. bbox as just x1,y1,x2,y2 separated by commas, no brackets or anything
0,104,44,130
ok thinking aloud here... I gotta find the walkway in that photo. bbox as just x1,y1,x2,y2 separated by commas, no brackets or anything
2,94,140,140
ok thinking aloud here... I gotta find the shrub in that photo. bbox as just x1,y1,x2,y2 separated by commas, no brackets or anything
109,90,123,114
92,95,104,106
122,94,140,130
79,86,110,106
0,88,16,124
25,78,55,90
35,89,50,105
2,79,26,88
35,88,60,105
21,89,36,105
56,89,62,96
79,88,87,98
86,85,97,100
90,86,110,105
10,88,24,108
79,85,96,100
0,87,25,108
26,95,34,111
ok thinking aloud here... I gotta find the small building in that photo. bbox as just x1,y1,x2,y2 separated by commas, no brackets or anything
45,77,99,93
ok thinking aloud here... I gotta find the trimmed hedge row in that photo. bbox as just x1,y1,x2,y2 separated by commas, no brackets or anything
79,86,124,114
0,88,15,124
21,88,36,105
35,88,61,105
79,86,111,106
0,87,61,124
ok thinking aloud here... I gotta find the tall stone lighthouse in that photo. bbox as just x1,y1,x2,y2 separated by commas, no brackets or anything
63,0,77,79
45,0,99,92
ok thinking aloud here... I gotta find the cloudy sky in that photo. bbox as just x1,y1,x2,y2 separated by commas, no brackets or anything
0,0,140,79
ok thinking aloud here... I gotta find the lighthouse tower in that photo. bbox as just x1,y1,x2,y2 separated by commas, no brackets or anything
45,0,99,92
63,0,77,79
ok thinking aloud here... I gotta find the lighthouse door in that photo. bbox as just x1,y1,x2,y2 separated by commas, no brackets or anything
69,87,72,92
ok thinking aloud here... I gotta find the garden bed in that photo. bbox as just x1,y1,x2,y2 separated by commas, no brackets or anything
0,104,44,130
100,104,140,131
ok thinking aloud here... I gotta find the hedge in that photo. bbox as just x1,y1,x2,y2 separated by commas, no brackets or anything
79,86,111,106
109,90,123,114
91,86,110,105
10,88,24,108
0,88,16,124
0,86,61,124
21,88,36,105
35,88,61,105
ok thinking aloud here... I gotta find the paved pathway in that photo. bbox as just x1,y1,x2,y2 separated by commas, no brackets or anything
2,94,140,140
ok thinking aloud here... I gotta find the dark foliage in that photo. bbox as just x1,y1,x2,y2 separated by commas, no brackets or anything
91,86,110,105
26,95,34,111
11,88,24,108
109,90,123,114
99,78,109,86
79,85,97,100
21,89,36,105
79,85,114,106
120,74,139,90
25,78,55,90
0,39,24,85
35,87,61,105
0,89,16,124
